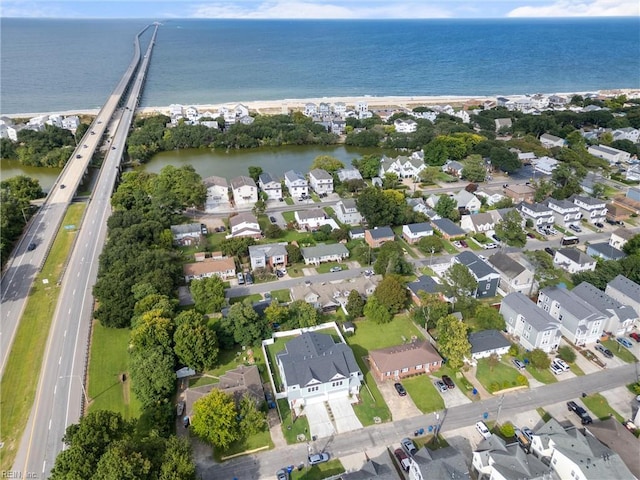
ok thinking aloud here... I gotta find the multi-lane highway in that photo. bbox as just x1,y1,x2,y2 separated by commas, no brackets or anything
6,24,158,478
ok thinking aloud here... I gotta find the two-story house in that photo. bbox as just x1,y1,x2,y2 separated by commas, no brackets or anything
290,275,379,313
537,286,606,346
453,251,500,298
500,292,561,353
284,170,309,198
460,212,496,234
378,155,426,179
300,243,349,265
203,176,229,212
336,167,363,183
553,248,596,274
588,144,631,164
308,169,334,195
505,184,535,203
334,199,363,225
364,226,395,248
613,127,640,143
409,446,470,480
606,274,640,318
170,223,204,246
183,256,236,282
230,176,258,206
248,243,288,271
545,198,582,228
540,133,567,148
473,435,554,480
570,195,607,225
441,160,464,178
228,212,262,239
295,208,327,230
487,252,534,295
609,227,634,250
258,172,282,201
394,118,418,133
453,190,481,214
571,281,637,336
517,202,555,228
276,332,363,409
402,222,433,244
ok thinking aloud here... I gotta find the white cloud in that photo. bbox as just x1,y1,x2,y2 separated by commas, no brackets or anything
507,0,639,17
189,1,452,19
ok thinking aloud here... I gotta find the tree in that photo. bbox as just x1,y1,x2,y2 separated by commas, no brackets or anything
159,437,197,480
442,263,478,311
92,441,154,480
373,241,413,275
382,172,400,189
173,318,219,371
364,295,393,324
356,187,412,227
525,250,563,289
130,310,174,354
490,147,521,173
374,274,408,314
189,276,226,314
351,154,381,178
265,223,284,238
238,393,267,436
286,244,302,264
287,300,319,328
461,155,486,182
500,423,515,438
557,345,577,363
130,346,176,408
494,210,526,247
436,314,471,369
435,195,458,221
416,235,445,255
152,165,207,210
528,348,550,370
226,300,270,346
264,302,289,326
248,166,263,182
190,389,239,449
0,175,44,200
474,303,506,331
412,292,449,329
419,166,441,184
310,155,344,174
622,234,640,255
346,290,365,318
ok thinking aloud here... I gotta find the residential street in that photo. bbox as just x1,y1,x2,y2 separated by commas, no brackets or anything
196,362,639,480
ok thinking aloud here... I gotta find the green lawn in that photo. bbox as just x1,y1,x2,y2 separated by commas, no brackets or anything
569,362,585,376
266,337,291,391
217,426,274,461
282,211,296,222
602,339,638,363
525,365,558,384
436,365,476,398
285,197,294,205
87,322,141,418
190,345,267,387
352,369,391,425
582,393,625,422
347,315,424,351
229,293,262,305
0,203,85,472
315,262,349,274
270,289,292,303
278,398,310,444
475,358,528,393
290,459,345,480
310,192,321,203
441,240,460,254
402,375,445,413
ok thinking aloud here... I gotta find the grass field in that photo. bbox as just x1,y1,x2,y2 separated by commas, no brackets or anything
229,293,262,305
0,203,85,472
278,398,310,444
290,459,345,480
315,262,349,274
282,211,296,222
526,365,558,384
582,393,624,422
402,375,445,413
87,322,141,418
218,425,274,461
602,339,638,363
270,289,291,303
475,358,528,393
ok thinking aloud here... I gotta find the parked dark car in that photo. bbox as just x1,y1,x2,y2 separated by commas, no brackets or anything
595,343,614,358
442,375,455,389
460,240,468,248
594,222,604,228
270,216,277,223
544,247,555,256
276,469,289,480
394,382,407,396
394,448,411,472
567,400,592,424
629,332,640,342
526,232,535,238
492,234,501,242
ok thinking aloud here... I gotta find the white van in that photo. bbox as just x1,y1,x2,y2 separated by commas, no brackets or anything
237,272,245,285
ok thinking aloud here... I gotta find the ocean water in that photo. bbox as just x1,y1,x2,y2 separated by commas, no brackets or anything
1,17,639,114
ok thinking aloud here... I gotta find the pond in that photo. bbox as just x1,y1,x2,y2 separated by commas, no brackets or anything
0,159,62,192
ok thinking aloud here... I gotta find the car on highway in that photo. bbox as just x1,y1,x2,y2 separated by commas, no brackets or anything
90,130,95,135
60,184,66,189
434,380,448,393
629,332,640,342
76,154,82,159
83,144,88,148
616,337,633,348
595,343,614,358
400,437,417,456
394,382,407,396
329,266,342,273
308,453,330,465
393,448,411,471
269,216,277,223
112,146,116,150
476,421,491,439
442,375,455,389
27,242,37,251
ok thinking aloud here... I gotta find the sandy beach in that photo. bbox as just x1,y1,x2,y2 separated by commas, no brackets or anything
4,89,637,119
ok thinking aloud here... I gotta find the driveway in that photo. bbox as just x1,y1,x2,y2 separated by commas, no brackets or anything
328,397,363,433
376,379,422,421
544,400,596,428
430,376,472,408
304,402,336,439
600,386,637,420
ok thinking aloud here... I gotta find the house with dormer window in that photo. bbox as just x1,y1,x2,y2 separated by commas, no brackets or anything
453,251,500,298
545,198,582,228
572,195,607,224
517,202,555,228
379,154,426,179
500,292,561,353
276,332,363,408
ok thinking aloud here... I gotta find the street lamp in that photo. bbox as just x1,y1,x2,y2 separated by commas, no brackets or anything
59,375,89,405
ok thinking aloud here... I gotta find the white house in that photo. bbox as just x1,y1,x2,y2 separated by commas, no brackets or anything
295,208,327,230
487,252,535,295
308,169,334,194
553,248,597,274
228,212,261,239
170,223,204,246
533,156,558,175
468,330,511,361
394,118,418,133
0,123,18,141
517,202,555,228
453,190,481,214
545,198,582,228
606,274,640,318
613,127,640,143
588,144,631,164
248,243,288,271
183,256,236,282
540,133,566,148
572,282,637,336
258,172,282,201
402,222,433,244
460,212,495,234
378,155,425,179
62,115,80,131
230,176,258,206
500,292,561,353
336,167,363,183
334,199,363,225
609,227,634,250
284,170,309,198
572,195,607,224
203,176,229,212
300,243,349,265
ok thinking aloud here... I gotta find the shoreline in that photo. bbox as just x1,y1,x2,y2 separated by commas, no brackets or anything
3,88,638,119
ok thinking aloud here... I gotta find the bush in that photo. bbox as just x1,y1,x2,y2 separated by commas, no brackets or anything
557,345,577,363
508,344,521,357
490,382,500,392
474,232,489,243
516,375,528,386
500,423,515,438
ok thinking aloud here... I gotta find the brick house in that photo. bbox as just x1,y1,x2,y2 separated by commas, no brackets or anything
368,340,443,381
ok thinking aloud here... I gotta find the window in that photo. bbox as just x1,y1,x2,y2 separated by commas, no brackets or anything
401,367,409,373
307,386,319,393
553,458,557,465
486,283,491,290
415,365,423,370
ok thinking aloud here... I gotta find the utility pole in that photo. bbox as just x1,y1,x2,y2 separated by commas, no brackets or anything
496,394,505,424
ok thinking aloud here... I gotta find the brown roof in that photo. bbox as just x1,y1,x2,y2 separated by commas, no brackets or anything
229,212,258,227
369,340,442,373
183,257,235,276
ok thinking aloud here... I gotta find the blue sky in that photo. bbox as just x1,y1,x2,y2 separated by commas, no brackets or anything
1,0,638,18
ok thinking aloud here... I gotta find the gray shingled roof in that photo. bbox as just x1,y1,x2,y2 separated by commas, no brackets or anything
468,330,511,355
501,292,559,332
284,170,306,183
557,248,594,265
588,242,627,260
407,275,441,296
456,251,498,280
571,282,637,323
487,252,526,279
539,286,603,322
432,218,466,236
309,168,332,180
405,222,433,234
411,446,470,479
258,172,279,185
230,175,256,189
276,332,360,387
607,274,640,299
367,226,394,240
300,243,349,258
572,194,604,206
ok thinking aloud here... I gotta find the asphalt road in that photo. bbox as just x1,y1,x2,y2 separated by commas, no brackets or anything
10,25,158,478
199,362,639,480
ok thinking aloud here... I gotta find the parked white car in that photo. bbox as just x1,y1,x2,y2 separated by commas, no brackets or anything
552,358,570,372
476,421,491,439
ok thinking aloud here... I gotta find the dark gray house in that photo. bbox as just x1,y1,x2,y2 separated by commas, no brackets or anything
453,251,500,298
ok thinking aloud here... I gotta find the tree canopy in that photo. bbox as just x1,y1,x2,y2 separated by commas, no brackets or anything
436,314,471,370
494,210,526,247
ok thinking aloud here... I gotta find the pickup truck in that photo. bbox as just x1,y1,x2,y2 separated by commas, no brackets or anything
567,401,593,425
514,428,531,452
